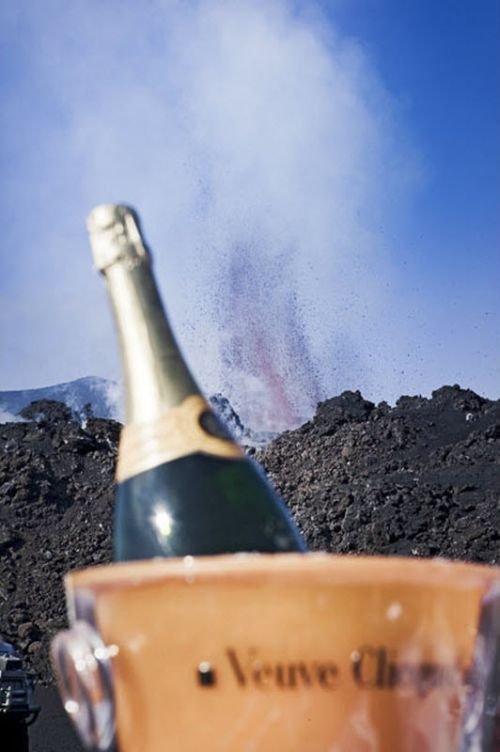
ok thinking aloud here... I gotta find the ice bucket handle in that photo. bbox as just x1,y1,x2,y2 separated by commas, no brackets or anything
51,620,116,750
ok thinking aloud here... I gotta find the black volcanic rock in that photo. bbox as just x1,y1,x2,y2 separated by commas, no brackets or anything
258,386,500,561
0,404,119,683
0,385,499,686
19,399,74,424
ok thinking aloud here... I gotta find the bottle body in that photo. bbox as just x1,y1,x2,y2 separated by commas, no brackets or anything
116,453,304,560
87,204,307,561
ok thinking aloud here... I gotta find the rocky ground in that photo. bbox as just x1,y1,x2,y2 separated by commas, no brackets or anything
0,386,499,750
260,385,500,563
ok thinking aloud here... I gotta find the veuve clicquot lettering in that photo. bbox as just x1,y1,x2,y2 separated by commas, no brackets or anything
87,204,307,560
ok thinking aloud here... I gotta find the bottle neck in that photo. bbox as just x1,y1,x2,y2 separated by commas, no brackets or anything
103,259,200,424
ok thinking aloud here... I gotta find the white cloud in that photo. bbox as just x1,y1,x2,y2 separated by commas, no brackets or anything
0,408,26,425
1,0,424,428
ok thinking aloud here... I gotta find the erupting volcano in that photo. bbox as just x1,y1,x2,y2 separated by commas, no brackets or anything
217,244,323,432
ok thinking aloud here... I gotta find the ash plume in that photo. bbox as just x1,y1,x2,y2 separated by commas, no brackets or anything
217,243,323,430
1,0,424,427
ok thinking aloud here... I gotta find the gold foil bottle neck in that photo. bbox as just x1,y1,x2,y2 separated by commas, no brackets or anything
87,204,151,273
116,395,243,482
87,202,200,422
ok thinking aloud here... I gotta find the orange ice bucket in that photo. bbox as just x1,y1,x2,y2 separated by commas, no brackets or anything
51,554,500,751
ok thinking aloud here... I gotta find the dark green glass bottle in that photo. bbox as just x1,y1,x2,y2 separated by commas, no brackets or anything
87,204,306,561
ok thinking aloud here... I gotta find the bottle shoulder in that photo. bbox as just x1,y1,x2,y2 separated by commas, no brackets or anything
115,453,306,559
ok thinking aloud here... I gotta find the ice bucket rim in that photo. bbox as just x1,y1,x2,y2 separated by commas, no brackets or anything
64,553,500,592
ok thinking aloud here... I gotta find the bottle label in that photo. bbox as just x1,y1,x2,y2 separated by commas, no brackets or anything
116,395,243,482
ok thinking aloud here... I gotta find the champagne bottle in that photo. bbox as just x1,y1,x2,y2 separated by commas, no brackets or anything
87,204,307,560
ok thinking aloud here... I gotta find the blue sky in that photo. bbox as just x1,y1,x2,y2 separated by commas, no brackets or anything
332,0,499,266
0,0,498,429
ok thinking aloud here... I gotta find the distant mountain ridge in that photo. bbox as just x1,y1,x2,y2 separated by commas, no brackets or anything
0,376,273,446
0,376,121,422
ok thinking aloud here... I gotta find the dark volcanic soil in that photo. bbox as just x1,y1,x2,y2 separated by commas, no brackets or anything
0,385,499,693
260,386,500,563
